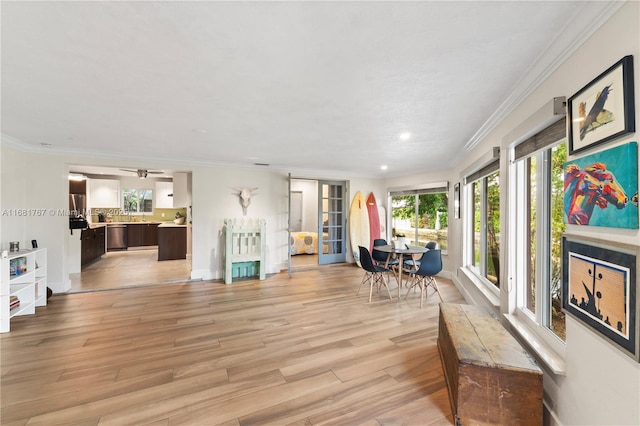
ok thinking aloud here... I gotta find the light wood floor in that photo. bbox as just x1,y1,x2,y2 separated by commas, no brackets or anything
2,265,464,425
70,249,192,292
72,251,315,293
290,254,319,270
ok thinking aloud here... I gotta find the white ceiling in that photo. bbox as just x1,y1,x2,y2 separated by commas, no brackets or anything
1,1,619,178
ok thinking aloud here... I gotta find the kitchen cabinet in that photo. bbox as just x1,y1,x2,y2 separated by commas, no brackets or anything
1,248,47,333
88,178,120,208
69,179,87,194
155,181,173,208
172,172,190,208
158,225,187,260
81,227,106,266
127,223,159,247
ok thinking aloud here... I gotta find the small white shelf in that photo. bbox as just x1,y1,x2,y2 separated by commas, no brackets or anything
9,270,35,285
9,283,36,317
1,248,47,332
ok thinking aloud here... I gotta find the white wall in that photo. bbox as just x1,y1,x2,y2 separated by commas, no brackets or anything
391,3,639,425
190,166,291,280
1,143,69,292
547,5,639,424
290,179,318,232
0,144,384,287
1,143,29,247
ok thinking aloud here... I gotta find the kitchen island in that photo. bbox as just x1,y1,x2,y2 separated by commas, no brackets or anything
157,223,187,261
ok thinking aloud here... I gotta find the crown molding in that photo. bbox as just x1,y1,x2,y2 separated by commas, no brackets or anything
450,0,625,168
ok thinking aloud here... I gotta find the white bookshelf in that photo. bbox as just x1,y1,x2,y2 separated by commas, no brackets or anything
1,248,47,333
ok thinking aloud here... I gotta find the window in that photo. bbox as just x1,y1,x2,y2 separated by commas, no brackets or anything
513,118,567,341
390,185,448,251
122,189,153,214
467,161,500,288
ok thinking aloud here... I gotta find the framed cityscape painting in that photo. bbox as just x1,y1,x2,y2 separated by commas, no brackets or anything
564,141,638,228
562,236,638,361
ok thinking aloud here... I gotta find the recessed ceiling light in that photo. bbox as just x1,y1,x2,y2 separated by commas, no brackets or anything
381,165,388,171
399,132,411,141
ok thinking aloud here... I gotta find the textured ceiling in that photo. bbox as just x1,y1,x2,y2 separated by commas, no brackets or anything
0,1,618,177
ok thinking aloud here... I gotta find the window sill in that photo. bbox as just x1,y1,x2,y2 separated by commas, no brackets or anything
459,266,500,308
503,313,566,376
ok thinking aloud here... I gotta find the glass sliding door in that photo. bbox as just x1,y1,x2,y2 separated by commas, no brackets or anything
390,185,449,250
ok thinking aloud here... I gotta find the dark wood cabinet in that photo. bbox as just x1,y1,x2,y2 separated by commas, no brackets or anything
127,223,159,248
69,179,86,194
144,224,158,246
127,224,143,247
81,226,106,266
158,226,187,261
81,229,90,266
95,226,105,258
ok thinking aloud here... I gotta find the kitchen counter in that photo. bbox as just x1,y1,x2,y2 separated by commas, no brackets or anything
84,222,187,258
89,221,170,228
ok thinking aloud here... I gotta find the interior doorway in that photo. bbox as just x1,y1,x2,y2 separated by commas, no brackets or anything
289,178,347,271
67,165,193,292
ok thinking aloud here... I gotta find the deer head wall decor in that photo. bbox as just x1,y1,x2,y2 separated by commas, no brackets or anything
236,187,258,215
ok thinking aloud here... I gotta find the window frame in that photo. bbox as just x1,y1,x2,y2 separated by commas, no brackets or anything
389,183,449,253
512,142,566,353
507,112,569,365
464,160,501,295
122,188,154,215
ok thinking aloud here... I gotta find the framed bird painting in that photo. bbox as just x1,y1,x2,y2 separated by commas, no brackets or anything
568,55,635,155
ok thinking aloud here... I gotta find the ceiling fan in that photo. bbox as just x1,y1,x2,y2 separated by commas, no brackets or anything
120,168,165,179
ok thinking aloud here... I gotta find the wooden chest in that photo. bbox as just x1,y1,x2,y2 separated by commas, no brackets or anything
437,303,543,426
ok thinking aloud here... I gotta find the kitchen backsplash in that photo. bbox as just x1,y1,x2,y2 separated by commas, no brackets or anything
89,208,187,223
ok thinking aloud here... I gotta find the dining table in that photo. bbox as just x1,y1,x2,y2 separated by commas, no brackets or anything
372,244,429,300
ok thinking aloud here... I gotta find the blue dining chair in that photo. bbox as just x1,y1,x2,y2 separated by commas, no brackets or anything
404,241,438,269
404,249,443,308
357,246,393,303
372,239,399,268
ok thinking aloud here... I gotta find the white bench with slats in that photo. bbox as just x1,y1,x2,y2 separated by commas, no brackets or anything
224,218,266,284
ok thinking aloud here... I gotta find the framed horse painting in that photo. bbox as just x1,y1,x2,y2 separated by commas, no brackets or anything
564,141,638,229
562,235,638,361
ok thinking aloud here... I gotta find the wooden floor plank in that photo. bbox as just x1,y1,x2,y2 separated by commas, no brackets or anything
1,265,463,425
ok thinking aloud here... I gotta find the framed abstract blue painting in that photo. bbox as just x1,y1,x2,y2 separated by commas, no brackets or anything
564,141,638,229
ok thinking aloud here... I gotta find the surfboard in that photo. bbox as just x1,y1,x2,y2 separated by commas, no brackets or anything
377,205,387,241
366,193,381,252
349,191,370,267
